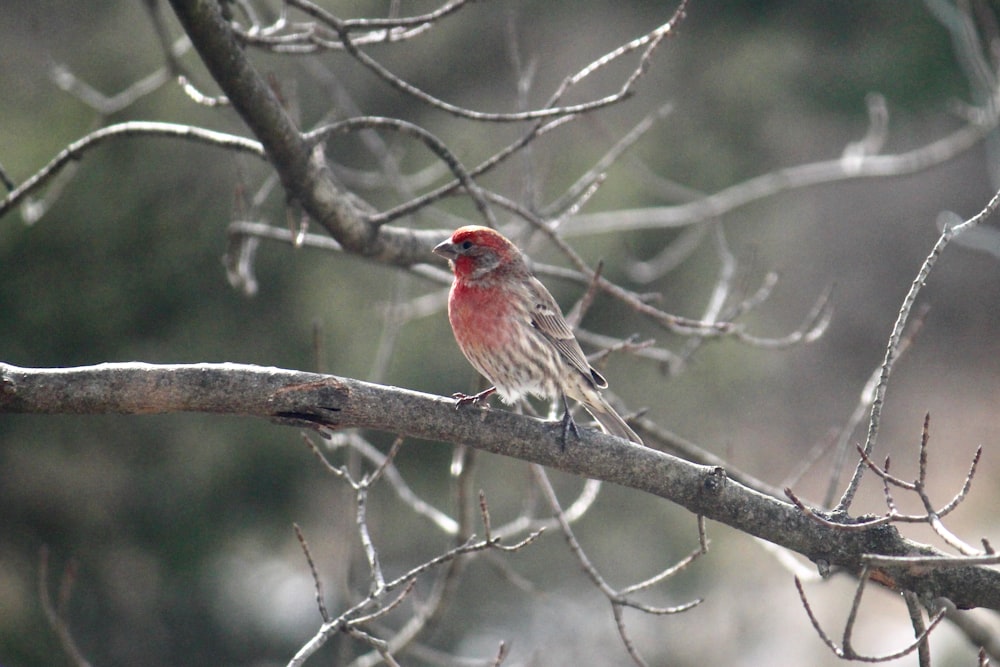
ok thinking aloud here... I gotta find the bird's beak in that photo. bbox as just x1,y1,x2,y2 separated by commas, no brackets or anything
433,240,458,261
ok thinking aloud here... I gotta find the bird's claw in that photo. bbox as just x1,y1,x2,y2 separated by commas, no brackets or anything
558,408,580,451
452,387,497,409
452,392,481,407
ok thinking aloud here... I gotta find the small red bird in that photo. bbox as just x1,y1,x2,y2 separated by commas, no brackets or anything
433,225,643,446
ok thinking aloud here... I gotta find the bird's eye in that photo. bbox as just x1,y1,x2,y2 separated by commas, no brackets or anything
461,240,473,250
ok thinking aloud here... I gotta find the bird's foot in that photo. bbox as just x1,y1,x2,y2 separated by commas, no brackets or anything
452,386,497,408
558,406,580,451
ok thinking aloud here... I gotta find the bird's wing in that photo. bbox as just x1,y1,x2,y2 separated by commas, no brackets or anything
526,277,607,389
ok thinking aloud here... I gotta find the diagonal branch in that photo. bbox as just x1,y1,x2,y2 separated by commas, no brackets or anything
285,0,687,122
166,0,446,266
835,183,1000,514
568,119,996,235
4,361,1000,612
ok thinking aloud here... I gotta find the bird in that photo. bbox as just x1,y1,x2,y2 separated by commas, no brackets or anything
433,225,643,447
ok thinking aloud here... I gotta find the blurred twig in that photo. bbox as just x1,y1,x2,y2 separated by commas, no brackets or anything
38,547,92,667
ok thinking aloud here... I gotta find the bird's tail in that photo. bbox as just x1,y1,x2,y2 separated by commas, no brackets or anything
581,393,643,446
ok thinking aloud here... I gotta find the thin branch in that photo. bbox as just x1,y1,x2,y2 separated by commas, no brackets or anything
344,627,403,667
789,417,992,568
289,522,539,667
485,190,737,337
933,598,1000,663
492,477,602,541
795,571,948,662
862,552,1000,568
624,223,711,284
336,0,471,31
301,431,349,478
818,305,928,508
0,161,15,192
303,116,497,228
38,547,92,667
51,62,174,115
365,115,575,226
543,102,675,218
936,445,983,518
568,118,996,235
611,602,649,667
294,523,331,623
356,485,385,592
324,431,459,535
785,487,892,532
904,591,932,667
835,183,1000,514
224,220,452,285
345,580,416,627
531,464,701,666
563,260,604,329
238,0,470,53
401,639,512,667
852,424,984,549
0,122,264,221
286,0,688,122
620,515,708,596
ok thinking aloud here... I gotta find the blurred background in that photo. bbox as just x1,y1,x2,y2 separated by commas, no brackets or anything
2,1,1000,665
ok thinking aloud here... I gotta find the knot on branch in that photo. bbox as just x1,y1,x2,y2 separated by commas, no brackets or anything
268,378,348,428
701,466,727,495
0,372,17,403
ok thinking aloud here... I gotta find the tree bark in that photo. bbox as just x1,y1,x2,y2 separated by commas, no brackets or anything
167,0,445,264
3,361,998,612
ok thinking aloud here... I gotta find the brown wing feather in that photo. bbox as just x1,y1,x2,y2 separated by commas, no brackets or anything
525,277,607,388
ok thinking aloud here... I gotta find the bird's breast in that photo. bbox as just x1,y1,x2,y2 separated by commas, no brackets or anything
449,282,520,347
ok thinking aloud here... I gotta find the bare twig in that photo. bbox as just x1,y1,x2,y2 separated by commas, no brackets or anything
933,597,1000,663
238,0,472,53
345,627,403,667
795,570,947,662
357,484,385,592
531,464,701,667
903,591,932,667
563,260,604,328
38,547,92,667
817,305,928,508
568,119,996,235
0,161,15,192
52,62,174,115
835,184,1000,514
786,413,992,577
294,523,331,623
285,0,688,122
852,416,985,555
543,102,675,218
620,515,708,596
492,477,603,541
321,431,459,535
0,122,264,221
296,422,539,667
303,117,497,228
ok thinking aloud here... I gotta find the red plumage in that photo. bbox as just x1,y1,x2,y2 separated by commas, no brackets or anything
433,225,643,446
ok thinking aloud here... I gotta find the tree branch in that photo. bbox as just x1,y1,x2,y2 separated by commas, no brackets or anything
4,361,999,612
166,0,443,265
0,121,264,220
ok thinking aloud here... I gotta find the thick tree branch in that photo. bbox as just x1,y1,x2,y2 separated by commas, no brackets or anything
3,361,999,612
166,0,442,265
